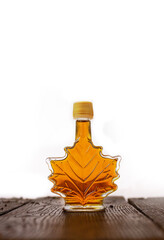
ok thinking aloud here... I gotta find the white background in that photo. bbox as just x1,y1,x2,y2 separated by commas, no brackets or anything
0,1,164,199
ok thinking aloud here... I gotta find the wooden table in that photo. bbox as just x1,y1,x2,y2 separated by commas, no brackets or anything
0,197,164,240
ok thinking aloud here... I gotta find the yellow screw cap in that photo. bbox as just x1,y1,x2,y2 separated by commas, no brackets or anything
73,101,94,119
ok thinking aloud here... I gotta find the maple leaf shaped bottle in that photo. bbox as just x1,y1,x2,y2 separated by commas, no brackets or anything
46,102,121,212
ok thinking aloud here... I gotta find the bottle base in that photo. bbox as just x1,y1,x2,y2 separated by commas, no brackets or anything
64,204,104,212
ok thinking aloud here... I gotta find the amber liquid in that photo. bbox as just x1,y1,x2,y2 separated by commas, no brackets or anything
49,120,119,210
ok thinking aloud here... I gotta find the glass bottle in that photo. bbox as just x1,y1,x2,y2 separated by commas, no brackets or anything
46,102,121,212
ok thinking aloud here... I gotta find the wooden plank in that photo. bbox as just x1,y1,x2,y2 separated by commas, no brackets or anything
129,197,164,232
0,197,164,240
0,198,29,216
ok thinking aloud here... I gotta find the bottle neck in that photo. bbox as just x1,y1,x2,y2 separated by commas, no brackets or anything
75,120,91,141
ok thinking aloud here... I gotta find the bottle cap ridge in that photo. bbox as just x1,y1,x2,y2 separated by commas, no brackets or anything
73,102,93,119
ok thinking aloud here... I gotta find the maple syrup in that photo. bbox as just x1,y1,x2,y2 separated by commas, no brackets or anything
47,102,121,212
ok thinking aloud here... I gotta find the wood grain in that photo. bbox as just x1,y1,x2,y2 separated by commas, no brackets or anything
129,198,164,232
0,197,164,240
0,198,29,216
